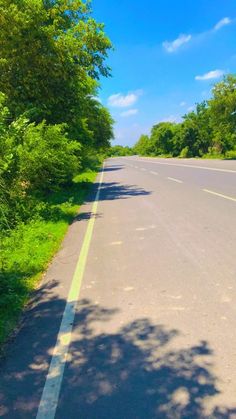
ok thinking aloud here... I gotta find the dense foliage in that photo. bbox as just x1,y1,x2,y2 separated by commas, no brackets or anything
0,0,114,233
133,75,236,159
0,0,114,344
0,0,111,122
107,145,133,157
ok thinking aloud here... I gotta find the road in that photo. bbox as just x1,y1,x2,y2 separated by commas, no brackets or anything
0,157,236,418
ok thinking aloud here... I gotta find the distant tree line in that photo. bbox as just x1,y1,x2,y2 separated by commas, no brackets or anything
133,75,236,159
0,0,114,231
107,145,133,157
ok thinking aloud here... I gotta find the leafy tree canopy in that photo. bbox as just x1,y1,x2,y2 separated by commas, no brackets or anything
0,0,112,125
133,74,236,158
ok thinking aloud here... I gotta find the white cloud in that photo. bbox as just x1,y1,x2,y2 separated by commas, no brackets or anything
195,69,225,81
214,17,232,31
180,101,186,107
158,115,182,123
113,123,150,146
187,106,195,112
163,34,192,53
88,95,102,103
120,108,138,117
162,17,233,55
108,90,142,108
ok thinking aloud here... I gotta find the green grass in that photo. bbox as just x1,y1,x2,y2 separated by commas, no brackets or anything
201,153,224,159
0,169,98,348
140,153,236,160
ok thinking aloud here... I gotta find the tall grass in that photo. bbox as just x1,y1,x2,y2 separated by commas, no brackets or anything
0,170,97,347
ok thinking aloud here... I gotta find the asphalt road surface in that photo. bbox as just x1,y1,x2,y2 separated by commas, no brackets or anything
0,157,236,418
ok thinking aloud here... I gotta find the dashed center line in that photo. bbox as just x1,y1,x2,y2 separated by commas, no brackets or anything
203,189,236,202
121,160,235,203
126,158,236,174
167,177,183,184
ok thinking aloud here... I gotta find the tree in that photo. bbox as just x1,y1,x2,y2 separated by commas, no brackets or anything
176,103,212,157
0,0,112,127
107,145,133,157
150,122,177,156
0,94,82,228
84,97,114,150
133,135,152,155
208,75,236,153
132,74,236,158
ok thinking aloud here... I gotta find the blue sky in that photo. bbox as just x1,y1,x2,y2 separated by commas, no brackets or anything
92,0,236,146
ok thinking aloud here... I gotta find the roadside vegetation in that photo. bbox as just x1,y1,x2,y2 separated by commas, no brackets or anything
0,0,113,346
107,145,134,157
133,75,236,159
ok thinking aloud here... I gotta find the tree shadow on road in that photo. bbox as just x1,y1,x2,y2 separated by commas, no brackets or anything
1,293,236,418
101,165,124,172
73,211,102,222
87,181,151,202
57,299,236,419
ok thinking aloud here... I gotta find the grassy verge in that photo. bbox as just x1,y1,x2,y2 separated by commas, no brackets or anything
138,153,236,160
0,169,98,347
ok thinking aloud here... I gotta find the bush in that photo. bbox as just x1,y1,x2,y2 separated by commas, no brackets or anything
18,122,81,193
0,111,82,230
179,146,191,158
225,150,236,159
202,146,223,159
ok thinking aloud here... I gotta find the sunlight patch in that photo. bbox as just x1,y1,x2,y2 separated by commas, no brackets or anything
172,387,190,406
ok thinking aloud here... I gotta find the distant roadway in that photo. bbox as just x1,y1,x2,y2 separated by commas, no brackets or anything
0,157,236,418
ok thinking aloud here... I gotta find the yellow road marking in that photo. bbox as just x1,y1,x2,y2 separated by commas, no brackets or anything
36,165,105,419
203,189,236,202
167,177,183,183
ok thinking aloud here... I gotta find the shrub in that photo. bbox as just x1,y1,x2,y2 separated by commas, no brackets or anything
225,150,236,159
18,122,81,193
179,146,191,158
0,112,82,230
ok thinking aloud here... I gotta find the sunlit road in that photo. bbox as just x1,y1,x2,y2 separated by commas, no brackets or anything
0,157,236,418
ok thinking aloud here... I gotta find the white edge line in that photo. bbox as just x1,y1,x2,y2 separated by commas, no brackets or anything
125,158,236,174
203,189,236,202
36,164,105,419
167,177,183,184
150,171,158,175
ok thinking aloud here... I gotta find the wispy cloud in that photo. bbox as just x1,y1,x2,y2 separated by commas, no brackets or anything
108,90,142,108
187,105,195,112
214,17,232,31
195,69,225,81
163,34,192,53
158,115,182,123
180,101,186,107
93,96,102,103
120,109,138,117
162,17,233,54
114,123,150,146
